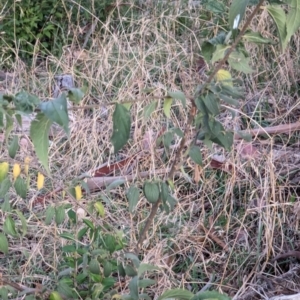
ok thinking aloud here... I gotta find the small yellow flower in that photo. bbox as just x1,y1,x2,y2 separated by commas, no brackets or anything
215,69,233,87
13,164,21,180
75,185,82,201
24,157,30,176
37,172,45,190
0,162,9,182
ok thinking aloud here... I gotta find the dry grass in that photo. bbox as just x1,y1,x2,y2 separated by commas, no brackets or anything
0,1,300,299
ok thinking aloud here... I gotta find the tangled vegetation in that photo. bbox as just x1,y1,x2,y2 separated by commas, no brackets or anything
0,0,300,299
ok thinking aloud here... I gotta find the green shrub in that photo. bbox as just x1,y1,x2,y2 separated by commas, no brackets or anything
0,0,116,66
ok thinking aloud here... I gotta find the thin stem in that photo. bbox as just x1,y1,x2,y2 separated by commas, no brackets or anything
136,0,265,252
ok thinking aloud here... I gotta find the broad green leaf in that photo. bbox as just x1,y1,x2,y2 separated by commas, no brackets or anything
94,202,105,217
15,210,27,237
124,253,140,268
143,101,157,119
45,205,55,225
219,94,239,107
201,41,215,62
13,90,40,114
284,0,300,50
0,162,9,183
228,51,253,74
138,263,160,277
143,181,160,204
5,113,13,142
0,233,8,254
128,276,139,300
211,131,234,150
189,145,203,166
39,93,69,135
203,93,220,115
266,5,287,50
204,0,226,13
106,179,126,192
0,178,11,198
229,0,249,30
126,185,140,213
124,265,138,277
139,279,156,288
30,113,52,173
103,234,117,254
4,216,18,237
68,87,86,104
103,260,112,277
167,90,186,107
157,288,194,300
49,291,63,300
211,45,229,64
8,135,19,159
83,218,94,230
243,31,275,44
191,291,231,300
14,177,27,199
57,281,74,298
55,205,66,225
60,232,76,241
111,104,131,153
162,131,173,150
163,97,173,118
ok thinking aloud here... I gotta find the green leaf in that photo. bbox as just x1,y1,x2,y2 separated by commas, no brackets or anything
55,205,66,225
103,260,112,277
0,178,11,198
111,104,131,153
13,90,40,114
138,279,156,288
8,135,19,159
189,145,203,166
30,113,52,173
68,87,85,104
211,131,234,150
124,253,140,268
94,202,105,217
143,101,157,119
157,288,194,300
201,41,215,62
4,216,18,237
128,276,139,300
203,93,220,115
15,210,27,237
124,265,138,277
266,5,287,50
126,185,140,213
228,51,253,74
211,45,228,64
0,233,8,254
49,291,64,300
243,31,275,44
89,258,101,274
138,263,160,277
191,291,231,300
143,181,160,204
45,205,55,225
14,177,27,199
5,113,13,142
39,93,69,136
163,98,173,118
284,0,300,50
167,90,186,107
60,232,76,241
0,162,9,183
229,0,249,30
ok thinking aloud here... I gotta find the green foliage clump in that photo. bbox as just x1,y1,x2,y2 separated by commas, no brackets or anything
0,0,116,66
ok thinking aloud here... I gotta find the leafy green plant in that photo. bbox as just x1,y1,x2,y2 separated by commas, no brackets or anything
0,0,117,65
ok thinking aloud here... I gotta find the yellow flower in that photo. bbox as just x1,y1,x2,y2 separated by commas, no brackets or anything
0,162,9,182
13,164,21,180
37,172,45,190
75,185,82,200
215,69,233,87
